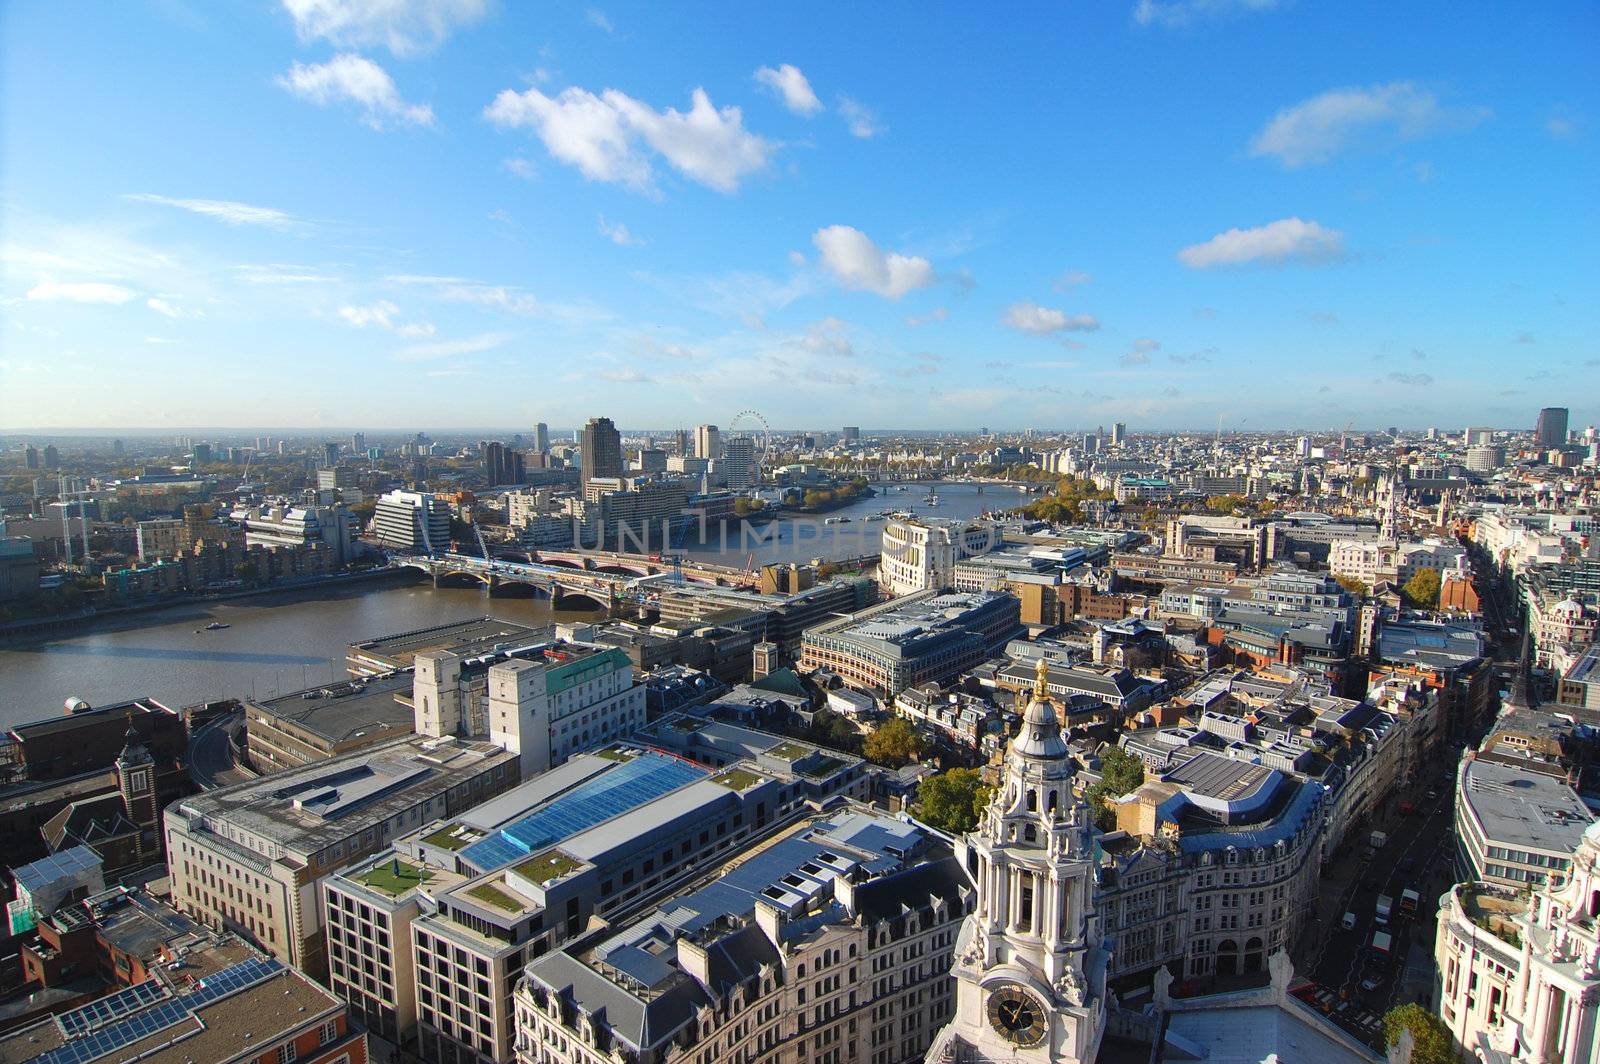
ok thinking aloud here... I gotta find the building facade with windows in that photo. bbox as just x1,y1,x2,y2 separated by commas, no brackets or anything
165,735,519,979
879,518,1002,597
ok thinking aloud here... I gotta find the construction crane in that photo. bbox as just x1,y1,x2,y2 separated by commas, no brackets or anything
473,522,493,563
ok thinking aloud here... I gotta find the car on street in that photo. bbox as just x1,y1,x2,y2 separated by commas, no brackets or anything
1342,911,1358,930
1361,975,1383,992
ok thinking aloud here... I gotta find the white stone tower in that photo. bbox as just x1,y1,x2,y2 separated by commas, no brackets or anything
926,656,1109,1063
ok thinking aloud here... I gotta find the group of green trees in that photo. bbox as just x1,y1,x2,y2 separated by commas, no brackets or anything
1022,477,1114,525
1382,1003,1453,1064
1083,746,1145,830
862,717,924,768
798,476,871,510
915,768,992,833
1404,567,1442,609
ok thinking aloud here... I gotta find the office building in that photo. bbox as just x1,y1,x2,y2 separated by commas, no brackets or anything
799,589,1023,697
694,423,721,461
879,518,1002,597
234,501,356,566
482,440,526,486
580,417,623,488
573,477,690,551
535,422,550,452
841,425,860,443
24,444,40,469
1111,421,1126,446
245,673,415,772
636,446,667,473
485,646,644,776
371,489,452,552
1536,406,1570,449
135,518,185,562
165,735,520,977
1466,444,1507,472
721,434,756,489
0,949,369,1064
515,807,964,1064
317,466,355,491
324,738,870,1061
347,616,544,676
1455,755,1593,889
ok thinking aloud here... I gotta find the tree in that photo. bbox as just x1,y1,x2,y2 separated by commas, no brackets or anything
915,768,987,833
1083,746,1145,831
1404,567,1442,609
1382,1003,1454,1064
1335,575,1370,599
864,717,925,768
804,710,863,755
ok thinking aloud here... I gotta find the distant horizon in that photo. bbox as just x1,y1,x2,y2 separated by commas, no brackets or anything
0,419,1572,440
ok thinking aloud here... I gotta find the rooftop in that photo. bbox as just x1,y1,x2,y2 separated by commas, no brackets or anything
1460,756,1594,855
1376,618,1485,672
457,750,708,872
251,672,412,744
349,615,544,667
173,734,515,859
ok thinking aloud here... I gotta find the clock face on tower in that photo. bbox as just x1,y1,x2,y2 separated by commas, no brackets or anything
985,982,1048,1046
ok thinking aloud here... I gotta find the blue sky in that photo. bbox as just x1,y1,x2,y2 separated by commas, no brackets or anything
2,0,1596,433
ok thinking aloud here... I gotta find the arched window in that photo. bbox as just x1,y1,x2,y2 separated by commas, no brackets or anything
1027,790,1038,812
1024,825,1038,844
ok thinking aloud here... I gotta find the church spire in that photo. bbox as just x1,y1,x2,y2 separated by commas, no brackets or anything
1012,657,1068,760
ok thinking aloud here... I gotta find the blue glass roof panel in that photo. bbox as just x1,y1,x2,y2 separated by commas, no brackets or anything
460,752,708,871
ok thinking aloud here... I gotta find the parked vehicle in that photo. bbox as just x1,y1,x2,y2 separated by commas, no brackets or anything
1400,888,1421,916
1341,911,1358,930
1371,929,1393,957
1370,830,1389,850
1376,895,1394,924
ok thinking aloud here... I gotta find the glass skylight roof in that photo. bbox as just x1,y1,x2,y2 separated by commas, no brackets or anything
460,751,708,871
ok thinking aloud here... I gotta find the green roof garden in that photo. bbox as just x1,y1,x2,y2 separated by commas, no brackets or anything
423,824,481,851
710,767,765,791
357,859,431,897
768,741,810,761
467,882,526,913
513,850,582,885
593,745,635,762
799,755,847,779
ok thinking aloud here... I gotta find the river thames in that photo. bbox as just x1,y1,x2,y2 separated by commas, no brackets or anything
0,483,1025,726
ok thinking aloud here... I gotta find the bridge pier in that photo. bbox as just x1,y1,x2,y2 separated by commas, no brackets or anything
484,574,499,596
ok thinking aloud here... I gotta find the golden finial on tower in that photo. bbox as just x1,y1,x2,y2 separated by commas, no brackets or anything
1034,655,1050,699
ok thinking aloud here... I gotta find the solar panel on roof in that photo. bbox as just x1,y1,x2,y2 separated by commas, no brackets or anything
55,980,169,1037
460,752,708,870
27,957,283,1064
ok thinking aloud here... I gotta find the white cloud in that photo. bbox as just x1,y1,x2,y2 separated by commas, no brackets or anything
279,54,434,129
1249,81,1488,168
811,225,935,299
1122,338,1160,364
798,317,855,358
147,297,202,319
26,281,135,304
1052,269,1092,290
281,0,487,57
396,331,511,361
906,307,949,327
124,194,296,228
503,157,538,180
484,85,772,194
597,368,653,383
597,215,642,246
339,299,434,336
837,95,883,138
438,283,541,315
1003,300,1099,335
233,264,340,284
754,64,821,117
1133,0,1284,29
585,8,614,33
1546,108,1582,140
1177,217,1345,268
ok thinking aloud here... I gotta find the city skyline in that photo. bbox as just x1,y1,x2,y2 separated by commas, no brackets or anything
3,2,1597,431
